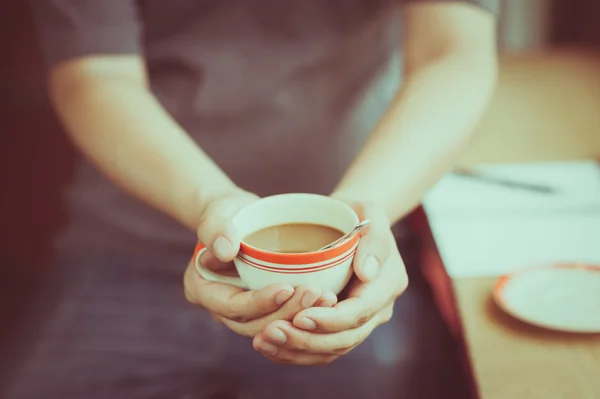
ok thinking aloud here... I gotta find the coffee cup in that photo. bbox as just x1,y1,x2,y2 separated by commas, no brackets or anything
193,193,360,294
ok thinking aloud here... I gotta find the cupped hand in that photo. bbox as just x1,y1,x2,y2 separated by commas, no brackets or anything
252,200,409,365
183,188,338,338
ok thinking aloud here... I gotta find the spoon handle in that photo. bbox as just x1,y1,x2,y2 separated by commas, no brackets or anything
319,219,370,251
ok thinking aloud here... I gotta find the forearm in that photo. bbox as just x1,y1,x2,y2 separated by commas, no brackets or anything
53,80,236,230
334,52,497,223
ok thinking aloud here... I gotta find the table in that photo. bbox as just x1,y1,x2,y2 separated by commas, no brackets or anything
456,50,600,168
418,50,600,399
453,277,600,399
416,210,600,399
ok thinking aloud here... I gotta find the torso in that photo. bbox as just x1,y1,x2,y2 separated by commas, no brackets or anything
60,0,402,249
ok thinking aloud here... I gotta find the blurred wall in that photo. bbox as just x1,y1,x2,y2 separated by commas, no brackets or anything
496,0,600,52
498,0,552,52
551,0,600,47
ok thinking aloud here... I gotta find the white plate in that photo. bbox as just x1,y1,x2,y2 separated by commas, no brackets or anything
493,264,600,333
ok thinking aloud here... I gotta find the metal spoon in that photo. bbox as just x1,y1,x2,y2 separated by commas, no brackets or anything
319,219,371,251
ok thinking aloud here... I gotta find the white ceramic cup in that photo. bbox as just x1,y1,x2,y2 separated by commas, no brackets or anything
193,193,360,294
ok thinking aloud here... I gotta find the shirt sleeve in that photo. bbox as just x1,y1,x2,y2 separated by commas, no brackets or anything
399,0,500,15
28,0,142,68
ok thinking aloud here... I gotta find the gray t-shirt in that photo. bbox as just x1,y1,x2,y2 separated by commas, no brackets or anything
30,0,498,249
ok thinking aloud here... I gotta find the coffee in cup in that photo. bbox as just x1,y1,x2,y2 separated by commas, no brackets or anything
193,193,360,294
243,223,345,254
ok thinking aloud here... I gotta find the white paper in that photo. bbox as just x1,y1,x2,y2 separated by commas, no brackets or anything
424,160,600,214
423,160,600,278
429,212,600,278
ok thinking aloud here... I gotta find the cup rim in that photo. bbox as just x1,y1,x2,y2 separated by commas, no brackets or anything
238,234,360,266
235,194,360,267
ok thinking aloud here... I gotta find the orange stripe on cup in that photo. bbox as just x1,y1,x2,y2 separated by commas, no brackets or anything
192,233,360,268
239,233,360,266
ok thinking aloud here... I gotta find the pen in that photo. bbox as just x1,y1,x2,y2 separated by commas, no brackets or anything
452,169,558,194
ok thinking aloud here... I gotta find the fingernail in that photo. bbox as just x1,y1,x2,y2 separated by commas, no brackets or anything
268,328,287,345
213,237,232,260
275,288,294,305
297,317,316,331
256,341,278,355
362,255,379,280
301,290,320,309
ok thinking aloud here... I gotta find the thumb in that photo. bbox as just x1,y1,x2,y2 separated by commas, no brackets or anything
347,204,393,283
353,228,393,282
198,217,240,262
212,225,240,262
197,200,246,262
354,253,380,283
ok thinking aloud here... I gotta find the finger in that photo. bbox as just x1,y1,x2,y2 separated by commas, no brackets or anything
350,203,394,282
196,210,241,262
263,305,395,355
258,320,371,355
184,260,294,322
293,240,407,333
196,194,255,262
199,250,238,276
253,335,338,366
292,298,373,333
292,280,389,333
216,285,329,337
315,291,338,307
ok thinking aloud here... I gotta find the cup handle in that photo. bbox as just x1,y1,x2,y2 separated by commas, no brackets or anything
193,244,248,289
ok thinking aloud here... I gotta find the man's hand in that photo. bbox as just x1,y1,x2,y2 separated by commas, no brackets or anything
183,188,337,338
252,201,408,365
